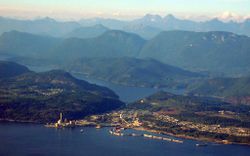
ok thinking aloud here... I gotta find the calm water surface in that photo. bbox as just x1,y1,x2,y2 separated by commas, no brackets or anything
0,123,249,156
72,73,185,103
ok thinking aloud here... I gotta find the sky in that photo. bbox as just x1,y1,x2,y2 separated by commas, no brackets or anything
0,0,250,21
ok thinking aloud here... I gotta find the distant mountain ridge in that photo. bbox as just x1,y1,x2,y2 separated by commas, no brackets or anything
0,30,61,58
1,14,250,39
1,30,250,76
64,24,109,39
64,57,202,88
78,14,250,38
0,17,81,37
53,30,146,60
139,30,250,76
0,30,145,60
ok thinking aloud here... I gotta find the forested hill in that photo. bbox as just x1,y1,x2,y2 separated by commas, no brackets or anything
0,61,124,122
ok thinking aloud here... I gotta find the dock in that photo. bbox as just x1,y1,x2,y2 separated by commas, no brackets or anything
109,127,183,144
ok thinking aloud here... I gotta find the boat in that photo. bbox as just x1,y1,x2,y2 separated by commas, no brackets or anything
95,125,101,129
172,139,183,143
109,130,113,134
196,143,208,147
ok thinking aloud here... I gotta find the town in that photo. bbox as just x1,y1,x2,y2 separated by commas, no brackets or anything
45,111,184,144
45,109,250,146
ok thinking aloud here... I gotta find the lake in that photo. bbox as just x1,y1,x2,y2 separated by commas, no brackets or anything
0,123,249,156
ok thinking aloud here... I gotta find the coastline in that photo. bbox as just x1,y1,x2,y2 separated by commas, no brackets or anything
133,127,250,147
0,119,42,124
71,72,180,89
1,119,249,146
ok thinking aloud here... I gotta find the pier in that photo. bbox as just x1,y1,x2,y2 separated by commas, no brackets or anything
109,127,183,144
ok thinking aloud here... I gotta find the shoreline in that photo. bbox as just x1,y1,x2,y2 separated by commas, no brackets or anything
71,72,184,90
1,119,250,146
0,119,42,124
133,127,250,147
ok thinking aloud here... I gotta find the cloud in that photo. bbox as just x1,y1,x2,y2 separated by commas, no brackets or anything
215,11,249,21
112,12,121,17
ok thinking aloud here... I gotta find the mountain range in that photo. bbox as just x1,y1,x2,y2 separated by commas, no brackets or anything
1,14,250,39
0,30,61,58
64,57,202,88
1,30,250,76
64,24,109,39
0,30,145,61
126,14,250,38
0,17,80,37
139,30,250,76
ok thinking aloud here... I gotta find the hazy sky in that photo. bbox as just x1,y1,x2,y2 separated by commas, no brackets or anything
0,0,249,20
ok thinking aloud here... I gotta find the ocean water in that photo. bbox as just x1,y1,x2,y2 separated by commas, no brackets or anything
0,123,249,156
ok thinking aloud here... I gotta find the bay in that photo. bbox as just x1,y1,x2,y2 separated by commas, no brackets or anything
0,123,249,156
